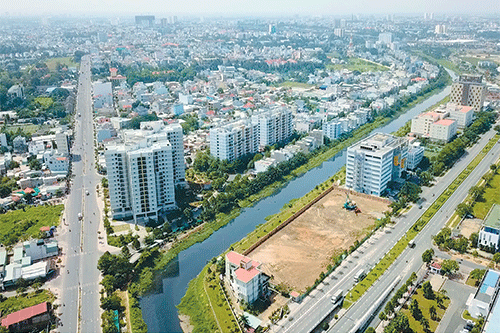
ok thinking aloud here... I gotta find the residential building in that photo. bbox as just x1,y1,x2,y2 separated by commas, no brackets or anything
252,107,293,148
13,136,27,153
7,84,24,98
345,133,408,196
43,151,69,174
105,121,184,223
55,132,69,156
210,120,259,162
450,74,485,112
225,251,270,304
322,120,342,140
92,82,113,109
479,204,500,251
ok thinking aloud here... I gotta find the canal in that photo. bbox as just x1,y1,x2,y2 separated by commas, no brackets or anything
140,73,455,332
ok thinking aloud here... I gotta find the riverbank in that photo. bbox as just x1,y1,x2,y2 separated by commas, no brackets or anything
139,68,452,332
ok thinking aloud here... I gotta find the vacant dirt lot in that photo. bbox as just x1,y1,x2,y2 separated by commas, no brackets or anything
249,188,389,292
459,218,482,239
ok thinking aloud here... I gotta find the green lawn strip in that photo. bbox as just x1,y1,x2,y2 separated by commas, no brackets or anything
177,266,225,333
0,204,64,246
203,265,241,333
6,124,40,135
465,276,480,288
447,135,500,227
401,291,450,333
0,290,55,316
472,168,500,220
343,134,499,309
279,81,314,88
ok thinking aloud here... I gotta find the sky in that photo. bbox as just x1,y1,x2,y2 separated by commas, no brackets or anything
1,0,499,17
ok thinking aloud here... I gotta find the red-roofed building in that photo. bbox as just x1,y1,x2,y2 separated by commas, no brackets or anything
1,302,50,332
430,262,442,274
225,251,270,303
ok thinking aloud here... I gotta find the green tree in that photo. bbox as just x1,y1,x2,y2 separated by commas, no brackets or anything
420,317,430,332
101,275,117,295
469,186,484,200
132,237,141,250
469,232,479,248
421,248,434,264
493,253,500,264
456,203,472,218
422,281,435,300
365,328,376,333
398,182,422,203
410,299,422,320
101,310,119,333
429,305,437,320
441,259,459,276
121,245,131,260
100,293,124,311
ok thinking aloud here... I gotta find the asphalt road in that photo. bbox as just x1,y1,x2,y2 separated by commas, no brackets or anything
59,55,102,333
275,125,500,333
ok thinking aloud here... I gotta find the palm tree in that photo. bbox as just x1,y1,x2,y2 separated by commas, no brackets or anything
429,305,437,320
238,314,250,327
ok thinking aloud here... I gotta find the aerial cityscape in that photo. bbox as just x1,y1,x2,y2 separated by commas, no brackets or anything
0,2,500,333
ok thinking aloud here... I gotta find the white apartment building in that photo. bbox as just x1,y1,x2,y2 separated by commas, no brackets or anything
138,121,185,184
225,251,269,304
323,120,342,140
210,120,259,162
252,107,293,148
346,133,408,196
105,122,184,224
450,74,485,112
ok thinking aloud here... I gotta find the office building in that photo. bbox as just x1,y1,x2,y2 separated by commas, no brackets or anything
252,107,293,149
406,142,425,170
345,133,408,196
135,15,155,27
435,103,474,129
225,251,270,304
411,111,457,142
105,121,184,224
210,120,259,162
450,74,486,112
466,269,500,319
479,204,500,252
334,28,345,38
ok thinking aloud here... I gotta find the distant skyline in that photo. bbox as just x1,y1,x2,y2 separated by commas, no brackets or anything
1,0,500,17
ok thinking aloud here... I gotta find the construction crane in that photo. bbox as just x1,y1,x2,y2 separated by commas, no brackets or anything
344,193,357,210
344,193,362,214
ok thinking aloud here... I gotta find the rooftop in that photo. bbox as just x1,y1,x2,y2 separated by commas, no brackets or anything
1,302,48,328
235,266,260,284
434,119,455,126
484,204,500,230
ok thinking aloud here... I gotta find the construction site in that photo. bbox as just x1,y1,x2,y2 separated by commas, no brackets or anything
248,187,390,293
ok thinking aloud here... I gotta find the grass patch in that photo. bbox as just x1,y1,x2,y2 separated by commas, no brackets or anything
177,266,223,333
279,81,314,88
0,205,64,246
45,57,78,71
465,276,480,287
344,134,500,309
473,171,500,219
462,310,479,324
0,290,55,316
5,124,40,135
112,224,130,233
34,97,54,109
327,58,389,72
401,290,450,333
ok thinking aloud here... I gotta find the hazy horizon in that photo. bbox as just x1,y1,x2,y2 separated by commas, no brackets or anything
1,0,499,17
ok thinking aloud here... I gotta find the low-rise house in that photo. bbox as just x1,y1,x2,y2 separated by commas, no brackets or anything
466,269,500,319
225,251,270,304
1,302,51,332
